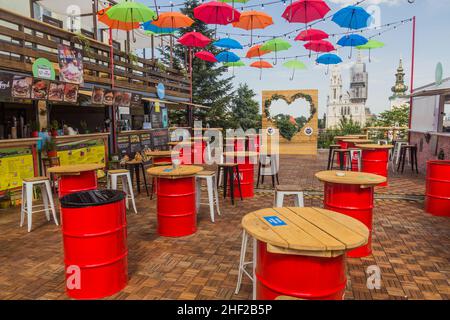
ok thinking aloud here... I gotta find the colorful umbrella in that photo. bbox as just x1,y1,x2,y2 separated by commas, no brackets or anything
194,1,240,33
141,21,176,35
295,28,328,41
337,34,368,58
216,51,240,63
232,11,274,45
214,38,243,49
178,32,211,48
250,60,273,80
282,0,331,26
218,0,250,22
224,61,245,75
356,39,384,62
246,44,271,58
260,38,292,64
282,60,306,80
304,40,335,57
152,11,194,29
316,53,343,74
195,51,218,63
332,6,371,30
97,6,140,30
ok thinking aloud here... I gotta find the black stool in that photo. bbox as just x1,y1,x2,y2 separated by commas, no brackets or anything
327,145,341,170
397,145,419,174
126,160,149,196
256,154,279,188
330,149,352,171
217,163,243,205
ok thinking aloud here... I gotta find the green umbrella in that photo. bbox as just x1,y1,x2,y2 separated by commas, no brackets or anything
356,39,384,62
261,38,292,65
224,61,245,75
282,60,306,80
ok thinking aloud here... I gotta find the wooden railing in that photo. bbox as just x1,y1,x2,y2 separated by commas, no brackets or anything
0,8,191,99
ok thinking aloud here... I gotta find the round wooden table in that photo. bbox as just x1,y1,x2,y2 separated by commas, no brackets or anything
315,170,386,258
147,165,204,237
356,144,394,187
242,207,369,300
48,163,104,198
223,151,258,198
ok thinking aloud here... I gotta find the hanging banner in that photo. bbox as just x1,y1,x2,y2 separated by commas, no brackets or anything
63,83,79,103
57,44,84,85
11,75,32,99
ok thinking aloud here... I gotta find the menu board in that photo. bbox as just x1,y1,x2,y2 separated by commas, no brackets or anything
0,73,13,100
129,134,141,154
117,134,131,157
151,129,169,148
0,147,35,191
150,103,166,129
57,139,105,166
141,133,151,149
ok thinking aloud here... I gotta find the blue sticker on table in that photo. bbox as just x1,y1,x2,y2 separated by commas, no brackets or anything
163,168,173,172
263,216,287,227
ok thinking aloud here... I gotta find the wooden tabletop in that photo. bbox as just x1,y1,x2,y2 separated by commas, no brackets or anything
315,170,386,186
334,135,367,141
356,144,394,150
47,163,104,175
147,165,204,179
242,207,369,257
225,137,247,140
145,150,173,157
168,141,193,146
223,151,259,158
342,139,373,144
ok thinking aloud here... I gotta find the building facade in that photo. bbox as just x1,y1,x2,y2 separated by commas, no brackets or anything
389,59,410,109
326,54,369,129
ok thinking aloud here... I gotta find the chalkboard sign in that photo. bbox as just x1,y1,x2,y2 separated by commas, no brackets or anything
151,129,169,148
141,133,151,149
117,135,131,156
151,106,163,128
129,134,141,154
0,73,12,100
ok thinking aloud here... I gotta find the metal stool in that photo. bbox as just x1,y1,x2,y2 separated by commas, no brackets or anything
195,171,221,222
125,160,149,196
330,149,352,171
256,154,279,188
398,145,419,174
327,145,341,170
107,169,137,214
217,163,243,205
235,229,255,298
348,148,363,172
274,185,305,207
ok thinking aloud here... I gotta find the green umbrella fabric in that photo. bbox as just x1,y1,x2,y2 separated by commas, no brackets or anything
261,38,292,64
224,61,245,67
356,40,384,62
282,60,306,80
106,0,157,23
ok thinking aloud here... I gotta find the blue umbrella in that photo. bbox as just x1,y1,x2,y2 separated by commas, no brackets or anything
141,21,176,35
214,37,243,49
337,34,368,58
332,6,371,30
216,51,240,63
316,53,343,75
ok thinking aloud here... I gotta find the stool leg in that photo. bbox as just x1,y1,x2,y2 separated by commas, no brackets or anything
276,173,280,185
275,191,284,207
121,175,129,210
126,173,137,214
235,230,248,295
397,148,403,172
150,177,155,200
106,174,111,189
401,148,406,173
20,184,25,227
327,149,333,170
256,162,261,188
235,167,243,201
415,149,419,174
229,168,235,205
45,181,58,225
252,237,257,300
140,164,149,197
213,175,221,216
206,176,215,223
26,183,33,232
111,174,118,190
330,150,336,170
295,192,305,207
223,167,228,199
40,184,50,221
196,177,201,213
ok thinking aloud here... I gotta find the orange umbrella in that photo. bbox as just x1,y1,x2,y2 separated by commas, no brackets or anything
97,6,140,31
232,11,273,45
250,60,273,79
246,44,271,58
152,12,194,29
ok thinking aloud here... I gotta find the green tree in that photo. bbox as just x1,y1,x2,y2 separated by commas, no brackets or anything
375,104,409,127
338,116,363,134
158,0,234,128
230,83,261,131
273,114,298,141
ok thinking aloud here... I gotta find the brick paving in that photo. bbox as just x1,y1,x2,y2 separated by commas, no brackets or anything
0,153,448,300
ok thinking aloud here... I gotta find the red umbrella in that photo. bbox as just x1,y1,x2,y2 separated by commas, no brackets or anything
195,51,218,63
304,40,335,52
282,0,331,25
295,28,328,41
194,1,240,28
178,32,211,48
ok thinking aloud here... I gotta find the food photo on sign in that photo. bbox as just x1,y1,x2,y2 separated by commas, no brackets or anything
63,83,79,103
103,89,114,105
31,79,49,100
48,82,65,102
57,44,84,85
121,92,132,107
11,75,32,99
92,87,105,105
113,91,123,106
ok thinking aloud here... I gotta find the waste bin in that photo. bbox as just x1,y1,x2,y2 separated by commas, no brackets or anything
60,190,128,299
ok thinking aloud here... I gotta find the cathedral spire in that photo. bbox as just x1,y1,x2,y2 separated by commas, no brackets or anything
391,58,408,97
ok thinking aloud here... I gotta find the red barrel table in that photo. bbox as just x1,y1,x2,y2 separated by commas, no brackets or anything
147,165,204,237
242,207,369,300
334,136,367,167
48,163,104,198
315,170,386,258
223,151,258,199
425,160,450,217
342,139,373,171
356,144,393,187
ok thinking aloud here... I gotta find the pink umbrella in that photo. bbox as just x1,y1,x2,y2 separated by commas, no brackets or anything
194,1,240,30
282,0,331,25
178,32,211,48
304,40,335,57
295,28,329,41
195,51,218,63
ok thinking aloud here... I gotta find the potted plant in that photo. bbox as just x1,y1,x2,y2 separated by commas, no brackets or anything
45,138,58,158
30,121,39,137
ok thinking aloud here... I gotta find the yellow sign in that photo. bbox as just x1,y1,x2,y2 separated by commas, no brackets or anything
155,101,160,113
0,148,34,191
57,139,106,167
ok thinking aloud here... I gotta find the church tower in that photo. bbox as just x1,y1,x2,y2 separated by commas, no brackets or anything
389,58,409,109
326,65,343,128
350,52,368,104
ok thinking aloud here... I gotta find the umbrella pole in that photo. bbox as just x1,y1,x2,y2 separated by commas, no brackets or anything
290,68,295,81
109,27,115,89
259,67,262,80
189,47,193,103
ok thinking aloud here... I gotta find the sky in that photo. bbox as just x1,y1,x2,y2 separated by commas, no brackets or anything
144,0,450,116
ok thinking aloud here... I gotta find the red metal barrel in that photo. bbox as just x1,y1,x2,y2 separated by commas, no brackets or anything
248,135,261,153
324,182,374,257
255,241,346,300
346,141,360,172
425,160,450,217
58,170,98,198
153,157,172,164
361,149,389,187
228,155,255,198
156,177,196,237
60,190,128,299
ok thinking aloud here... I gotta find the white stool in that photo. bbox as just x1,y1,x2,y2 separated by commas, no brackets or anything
274,185,305,207
21,177,58,232
195,171,221,222
391,141,408,171
107,169,137,214
349,148,362,172
235,229,256,298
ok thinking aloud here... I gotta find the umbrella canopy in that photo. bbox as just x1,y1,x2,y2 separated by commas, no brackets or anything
282,0,331,24
357,39,384,62
106,1,157,23
250,60,273,80
194,1,240,25
332,5,371,30
261,38,292,64
214,38,243,49
98,6,140,31
295,28,328,41
216,51,240,63
316,53,343,74
152,12,194,29
304,40,335,53
195,51,218,63
224,61,245,67
337,34,368,58
283,60,307,80
178,32,211,48
232,10,273,45
246,44,271,58
141,21,176,35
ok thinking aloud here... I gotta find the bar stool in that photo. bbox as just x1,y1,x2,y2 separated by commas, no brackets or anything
256,154,279,188
125,160,149,196
397,145,419,174
42,156,60,195
330,149,352,171
348,148,363,172
217,163,243,205
392,141,408,168
21,177,58,232
274,185,305,207
235,229,254,295
195,171,221,222
107,169,137,214
327,145,341,170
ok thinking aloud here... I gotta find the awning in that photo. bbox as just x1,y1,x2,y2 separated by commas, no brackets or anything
142,97,179,106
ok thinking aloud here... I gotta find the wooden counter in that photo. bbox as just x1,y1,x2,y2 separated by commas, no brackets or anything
54,133,109,144
0,137,41,148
